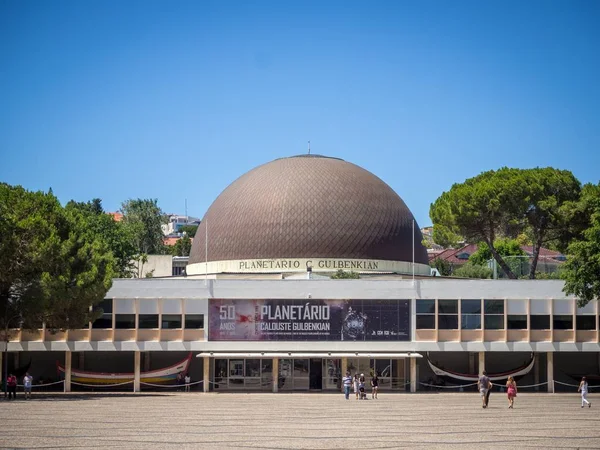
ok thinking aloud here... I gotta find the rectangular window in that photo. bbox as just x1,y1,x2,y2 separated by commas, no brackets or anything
115,314,135,329
576,316,596,331
161,314,182,329
185,314,204,329
139,314,159,329
507,315,527,330
416,300,435,329
438,314,458,329
416,315,435,329
461,314,481,330
438,300,458,314
553,315,573,330
92,298,113,329
484,315,504,330
530,315,550,330
416,300,435,314
484,300,504,314
461,299,481,314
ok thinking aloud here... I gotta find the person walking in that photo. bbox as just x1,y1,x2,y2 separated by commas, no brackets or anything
359,374,366,400
353,374,360,400
579,377,591,408
342,371,352,400
371,373,379,399
506,376,517,409
7,373,17,400
478,371,492,408
184,374,191,392
23,373,33,400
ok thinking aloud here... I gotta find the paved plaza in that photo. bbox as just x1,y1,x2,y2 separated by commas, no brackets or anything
0,392,598,449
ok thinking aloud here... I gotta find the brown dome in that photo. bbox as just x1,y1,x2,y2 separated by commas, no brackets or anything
189,155,428,267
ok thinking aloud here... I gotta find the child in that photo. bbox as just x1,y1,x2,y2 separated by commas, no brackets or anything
579,377,591,408
359,373,366,399
506,376,517,409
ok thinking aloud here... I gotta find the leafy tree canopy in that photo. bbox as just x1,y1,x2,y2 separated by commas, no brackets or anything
178,225,198,237
171,235,192,257
562,183,600,307
0,184,115,334
469,238,525,266
430,167,581,279
452,263,492,279
330,270,360,279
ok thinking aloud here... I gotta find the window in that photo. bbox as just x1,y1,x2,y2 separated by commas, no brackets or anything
484,300,504,330
92,299,113,329
576,316,596,330
185,314,204,329
530,315,550,330
139,314,159,329
161,314,182,329
115,314,135,329
553,315,573,330
416,300,435,329
461,299,481,330
438,300,458,329
507,315,527,330
416,315,435,329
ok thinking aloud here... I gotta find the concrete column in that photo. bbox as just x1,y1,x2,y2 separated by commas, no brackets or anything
468,352,475,374
203,356,210,393
341,357,348,392
410,357,417,393
134,351,141,393
64,351,72,393
478,352,485,375
547,352,554,393
272,358,279,393
534,353,540,391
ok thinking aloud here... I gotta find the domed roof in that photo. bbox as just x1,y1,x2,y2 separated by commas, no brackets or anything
189,155,428,268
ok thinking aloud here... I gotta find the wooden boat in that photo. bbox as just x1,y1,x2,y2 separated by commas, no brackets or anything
426,353,535,382
57,353,192,385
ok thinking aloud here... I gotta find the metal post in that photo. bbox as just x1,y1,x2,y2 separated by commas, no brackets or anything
272,358,279,393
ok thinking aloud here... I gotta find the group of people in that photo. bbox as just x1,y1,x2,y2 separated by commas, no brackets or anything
342,371,379,400
2,372,33,400
478,371,592,409
176,373,192,392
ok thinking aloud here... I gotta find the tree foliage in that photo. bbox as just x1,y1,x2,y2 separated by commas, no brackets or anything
330,270,360,279
453,263,493,279
171,235,192,257
430,258,452,276
178,225,198,237
0,184,115,334
469,239,525,266
430,167,581,279
562,183,600,307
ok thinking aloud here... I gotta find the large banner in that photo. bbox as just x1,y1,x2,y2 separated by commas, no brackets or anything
208,299,410,341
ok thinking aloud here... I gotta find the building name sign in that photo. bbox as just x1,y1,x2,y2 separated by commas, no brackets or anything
186,258,432,275
238,259,381,271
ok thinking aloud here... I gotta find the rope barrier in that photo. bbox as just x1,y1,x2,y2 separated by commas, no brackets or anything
140,380,204,388
16,380,65,388
71,380,133,388
419,382,478,389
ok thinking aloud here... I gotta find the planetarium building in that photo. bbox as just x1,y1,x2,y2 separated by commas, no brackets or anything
5,155,599,393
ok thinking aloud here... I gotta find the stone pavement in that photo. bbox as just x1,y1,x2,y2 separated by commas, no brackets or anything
0,392,598,449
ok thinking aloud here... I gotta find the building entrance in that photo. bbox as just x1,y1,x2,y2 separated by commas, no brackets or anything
309,358,322,390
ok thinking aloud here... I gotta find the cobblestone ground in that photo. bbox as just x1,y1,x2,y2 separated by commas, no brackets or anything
0,392,598,449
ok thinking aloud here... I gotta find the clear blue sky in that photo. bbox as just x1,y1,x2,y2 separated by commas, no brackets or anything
1,0,599,227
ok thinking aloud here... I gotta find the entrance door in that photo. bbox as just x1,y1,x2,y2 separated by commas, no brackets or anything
309,358,322,390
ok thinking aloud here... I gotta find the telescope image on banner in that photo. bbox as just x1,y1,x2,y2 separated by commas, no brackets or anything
208,299,410,341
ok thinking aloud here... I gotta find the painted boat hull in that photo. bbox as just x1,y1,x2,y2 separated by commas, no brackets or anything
427,353,535,382
57,353,192,385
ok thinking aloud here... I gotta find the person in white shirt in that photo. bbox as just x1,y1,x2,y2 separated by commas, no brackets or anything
184,375,191,392
342,372,352,400
579,377,591,408
23,373,33,400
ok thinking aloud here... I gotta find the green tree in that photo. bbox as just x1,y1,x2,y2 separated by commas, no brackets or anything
562,183,600,307
430,258,452,276
453,263,493,279
66,199,136,278
178,225,198,237
171,235,192,257
120,199,167,277
330,270,360,279
430,167,581,279
0,183,115,331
